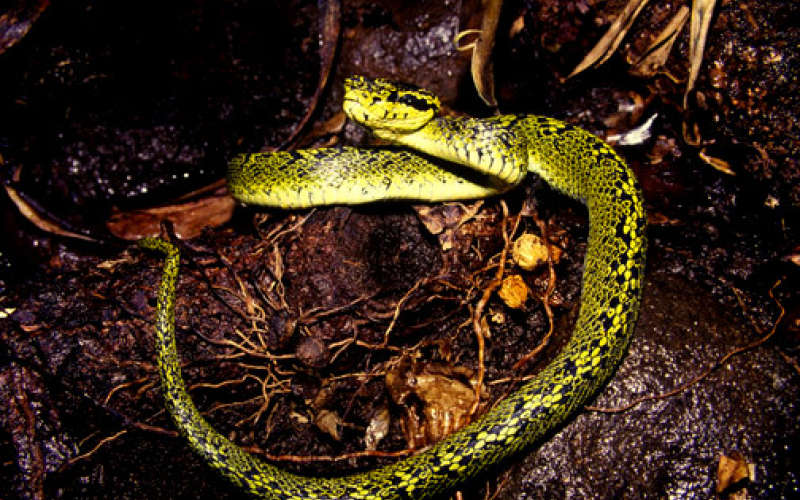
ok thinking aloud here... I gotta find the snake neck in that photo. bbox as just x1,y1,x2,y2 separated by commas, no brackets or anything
373,115,530,187
374,114,637,211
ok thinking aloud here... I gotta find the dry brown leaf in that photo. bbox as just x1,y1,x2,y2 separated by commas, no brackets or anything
0,0,49,54
569,0,651,78
629,6,690,77
295,111,347,149
314,409,343,441
363,405,391,451
685,0,719,106
386,360,484,449
716,451,753,500
106,188,235,240
415,201,483,251
471,0,503,107
699,148,735,175
456,0,504,107
4,166,98,243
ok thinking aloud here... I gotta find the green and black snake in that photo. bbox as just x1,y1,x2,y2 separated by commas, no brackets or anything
140,76,647,500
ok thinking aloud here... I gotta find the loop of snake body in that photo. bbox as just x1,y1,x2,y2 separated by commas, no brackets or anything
140,75,647,500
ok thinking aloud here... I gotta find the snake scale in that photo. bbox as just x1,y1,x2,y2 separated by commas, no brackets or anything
140,76,647,499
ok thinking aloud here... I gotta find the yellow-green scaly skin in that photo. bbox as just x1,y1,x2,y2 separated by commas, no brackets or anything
141,76,647,500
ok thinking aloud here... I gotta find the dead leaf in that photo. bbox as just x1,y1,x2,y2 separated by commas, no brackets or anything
4,166,98,243
106,187,235,240
363,405,391,451
415,201,483,251
607,113,658,146
314,409,342,441
698,148,735,176
569,0,651,78
0,0,49,54
629,6,690,77
456,0,504,107
386,359,485,449
685,0,719,107
716,451,753,500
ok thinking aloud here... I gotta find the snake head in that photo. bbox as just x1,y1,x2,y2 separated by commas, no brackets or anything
343,76,441,134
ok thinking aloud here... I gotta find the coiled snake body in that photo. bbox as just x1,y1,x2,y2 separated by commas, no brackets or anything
140,76,647,500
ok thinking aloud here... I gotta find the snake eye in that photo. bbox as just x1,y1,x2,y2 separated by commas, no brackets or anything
397,93,435,112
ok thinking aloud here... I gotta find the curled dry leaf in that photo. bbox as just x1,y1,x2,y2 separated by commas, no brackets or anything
314,409,343,442
415,201,483,250
277,0,341,150
699,149,735,175
4,165,98,242
570,0,719,118
386,359,484,449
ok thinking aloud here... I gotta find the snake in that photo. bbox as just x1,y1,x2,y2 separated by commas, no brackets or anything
139,75,647,500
